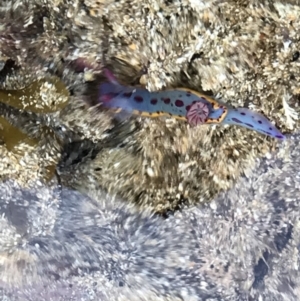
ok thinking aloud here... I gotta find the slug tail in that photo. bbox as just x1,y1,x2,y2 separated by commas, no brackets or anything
222,107,285,140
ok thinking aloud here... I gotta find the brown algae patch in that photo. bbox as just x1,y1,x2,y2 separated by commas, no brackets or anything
0,76,69,155
0,124,60,185
0,117,37,152
0,78,69,184
0,77,69,113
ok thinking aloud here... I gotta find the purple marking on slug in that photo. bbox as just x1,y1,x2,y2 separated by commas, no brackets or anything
175,99,184,107
232,118,243,124
258,120,262,124
163,98,171,104
123,92,133,98
240,112,246,116
276,135,285,139
186,93,191,97
186,105,191,111
245,123,254,128
134,95,143,103
150,98,158,105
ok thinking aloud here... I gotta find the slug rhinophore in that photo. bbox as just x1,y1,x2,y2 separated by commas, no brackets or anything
98,69,285,140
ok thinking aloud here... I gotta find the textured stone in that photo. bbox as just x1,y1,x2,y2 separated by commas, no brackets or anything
0,133,299,300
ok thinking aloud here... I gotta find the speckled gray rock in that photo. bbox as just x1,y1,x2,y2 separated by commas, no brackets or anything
0,181,224,301
0,133,300,300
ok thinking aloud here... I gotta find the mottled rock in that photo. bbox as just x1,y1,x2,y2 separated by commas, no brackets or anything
0,133,299,300
0,1,300,299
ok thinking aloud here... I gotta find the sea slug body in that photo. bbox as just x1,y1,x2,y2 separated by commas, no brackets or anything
98,69,285,140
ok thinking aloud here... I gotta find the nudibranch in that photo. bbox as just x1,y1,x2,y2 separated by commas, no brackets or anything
98,69,285,140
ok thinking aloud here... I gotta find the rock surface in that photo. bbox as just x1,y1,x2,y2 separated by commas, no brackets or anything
0,133,299,300
0,0,300,300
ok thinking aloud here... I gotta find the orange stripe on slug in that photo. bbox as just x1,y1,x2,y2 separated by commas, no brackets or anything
205,106,228,124
132,109,187,120
175,88,221,109
140,111,157,117
108,107,123,114
113,106,186,120
132,109,141,115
